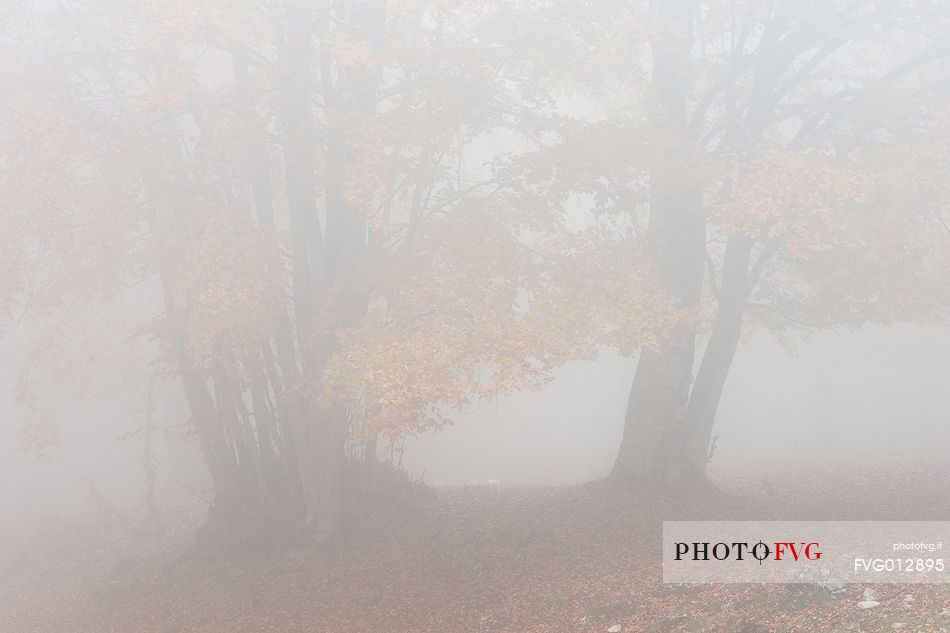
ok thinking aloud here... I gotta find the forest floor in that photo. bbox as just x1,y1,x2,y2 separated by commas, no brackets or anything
2,454,949,633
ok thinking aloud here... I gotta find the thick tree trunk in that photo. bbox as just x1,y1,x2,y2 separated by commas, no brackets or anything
610,0,704,489
610,189,705,488
278,0,385,538
612,202,756,489
308,0,385,540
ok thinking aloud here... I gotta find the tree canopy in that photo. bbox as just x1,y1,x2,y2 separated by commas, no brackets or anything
3,0,950,528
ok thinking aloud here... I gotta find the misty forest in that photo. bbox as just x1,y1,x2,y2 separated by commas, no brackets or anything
2,0,950,631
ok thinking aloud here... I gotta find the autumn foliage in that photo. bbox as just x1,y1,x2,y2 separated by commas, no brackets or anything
3,0,950,527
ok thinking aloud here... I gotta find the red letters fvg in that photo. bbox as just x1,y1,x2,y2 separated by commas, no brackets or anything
773,541,822,561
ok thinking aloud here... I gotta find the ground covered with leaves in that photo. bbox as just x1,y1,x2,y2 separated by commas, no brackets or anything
2,455,949,633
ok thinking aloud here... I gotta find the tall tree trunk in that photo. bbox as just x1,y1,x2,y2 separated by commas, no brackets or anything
308,113,349,540
610,0,704,489
611,0,782,487
280,0,324,526
233,43,306,516
276,0,386,539
610,189,705,487
306,0,386,542
681,236,753,475
155,120,250,512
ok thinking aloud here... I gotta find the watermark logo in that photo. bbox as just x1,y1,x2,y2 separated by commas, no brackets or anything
663,522,947,584
674,540,823,563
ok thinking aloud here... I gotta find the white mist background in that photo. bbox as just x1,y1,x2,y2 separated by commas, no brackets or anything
2,324,949,541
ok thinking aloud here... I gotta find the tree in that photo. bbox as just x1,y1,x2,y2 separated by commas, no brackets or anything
1,0,675,536
597,0,950,488
8,0,945,528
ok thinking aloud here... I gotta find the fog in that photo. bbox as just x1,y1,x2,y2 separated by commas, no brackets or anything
3,1,950,631
405,325,950,485
5,324,948,538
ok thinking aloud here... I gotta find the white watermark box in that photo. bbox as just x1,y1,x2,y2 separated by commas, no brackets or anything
663,521,948,584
